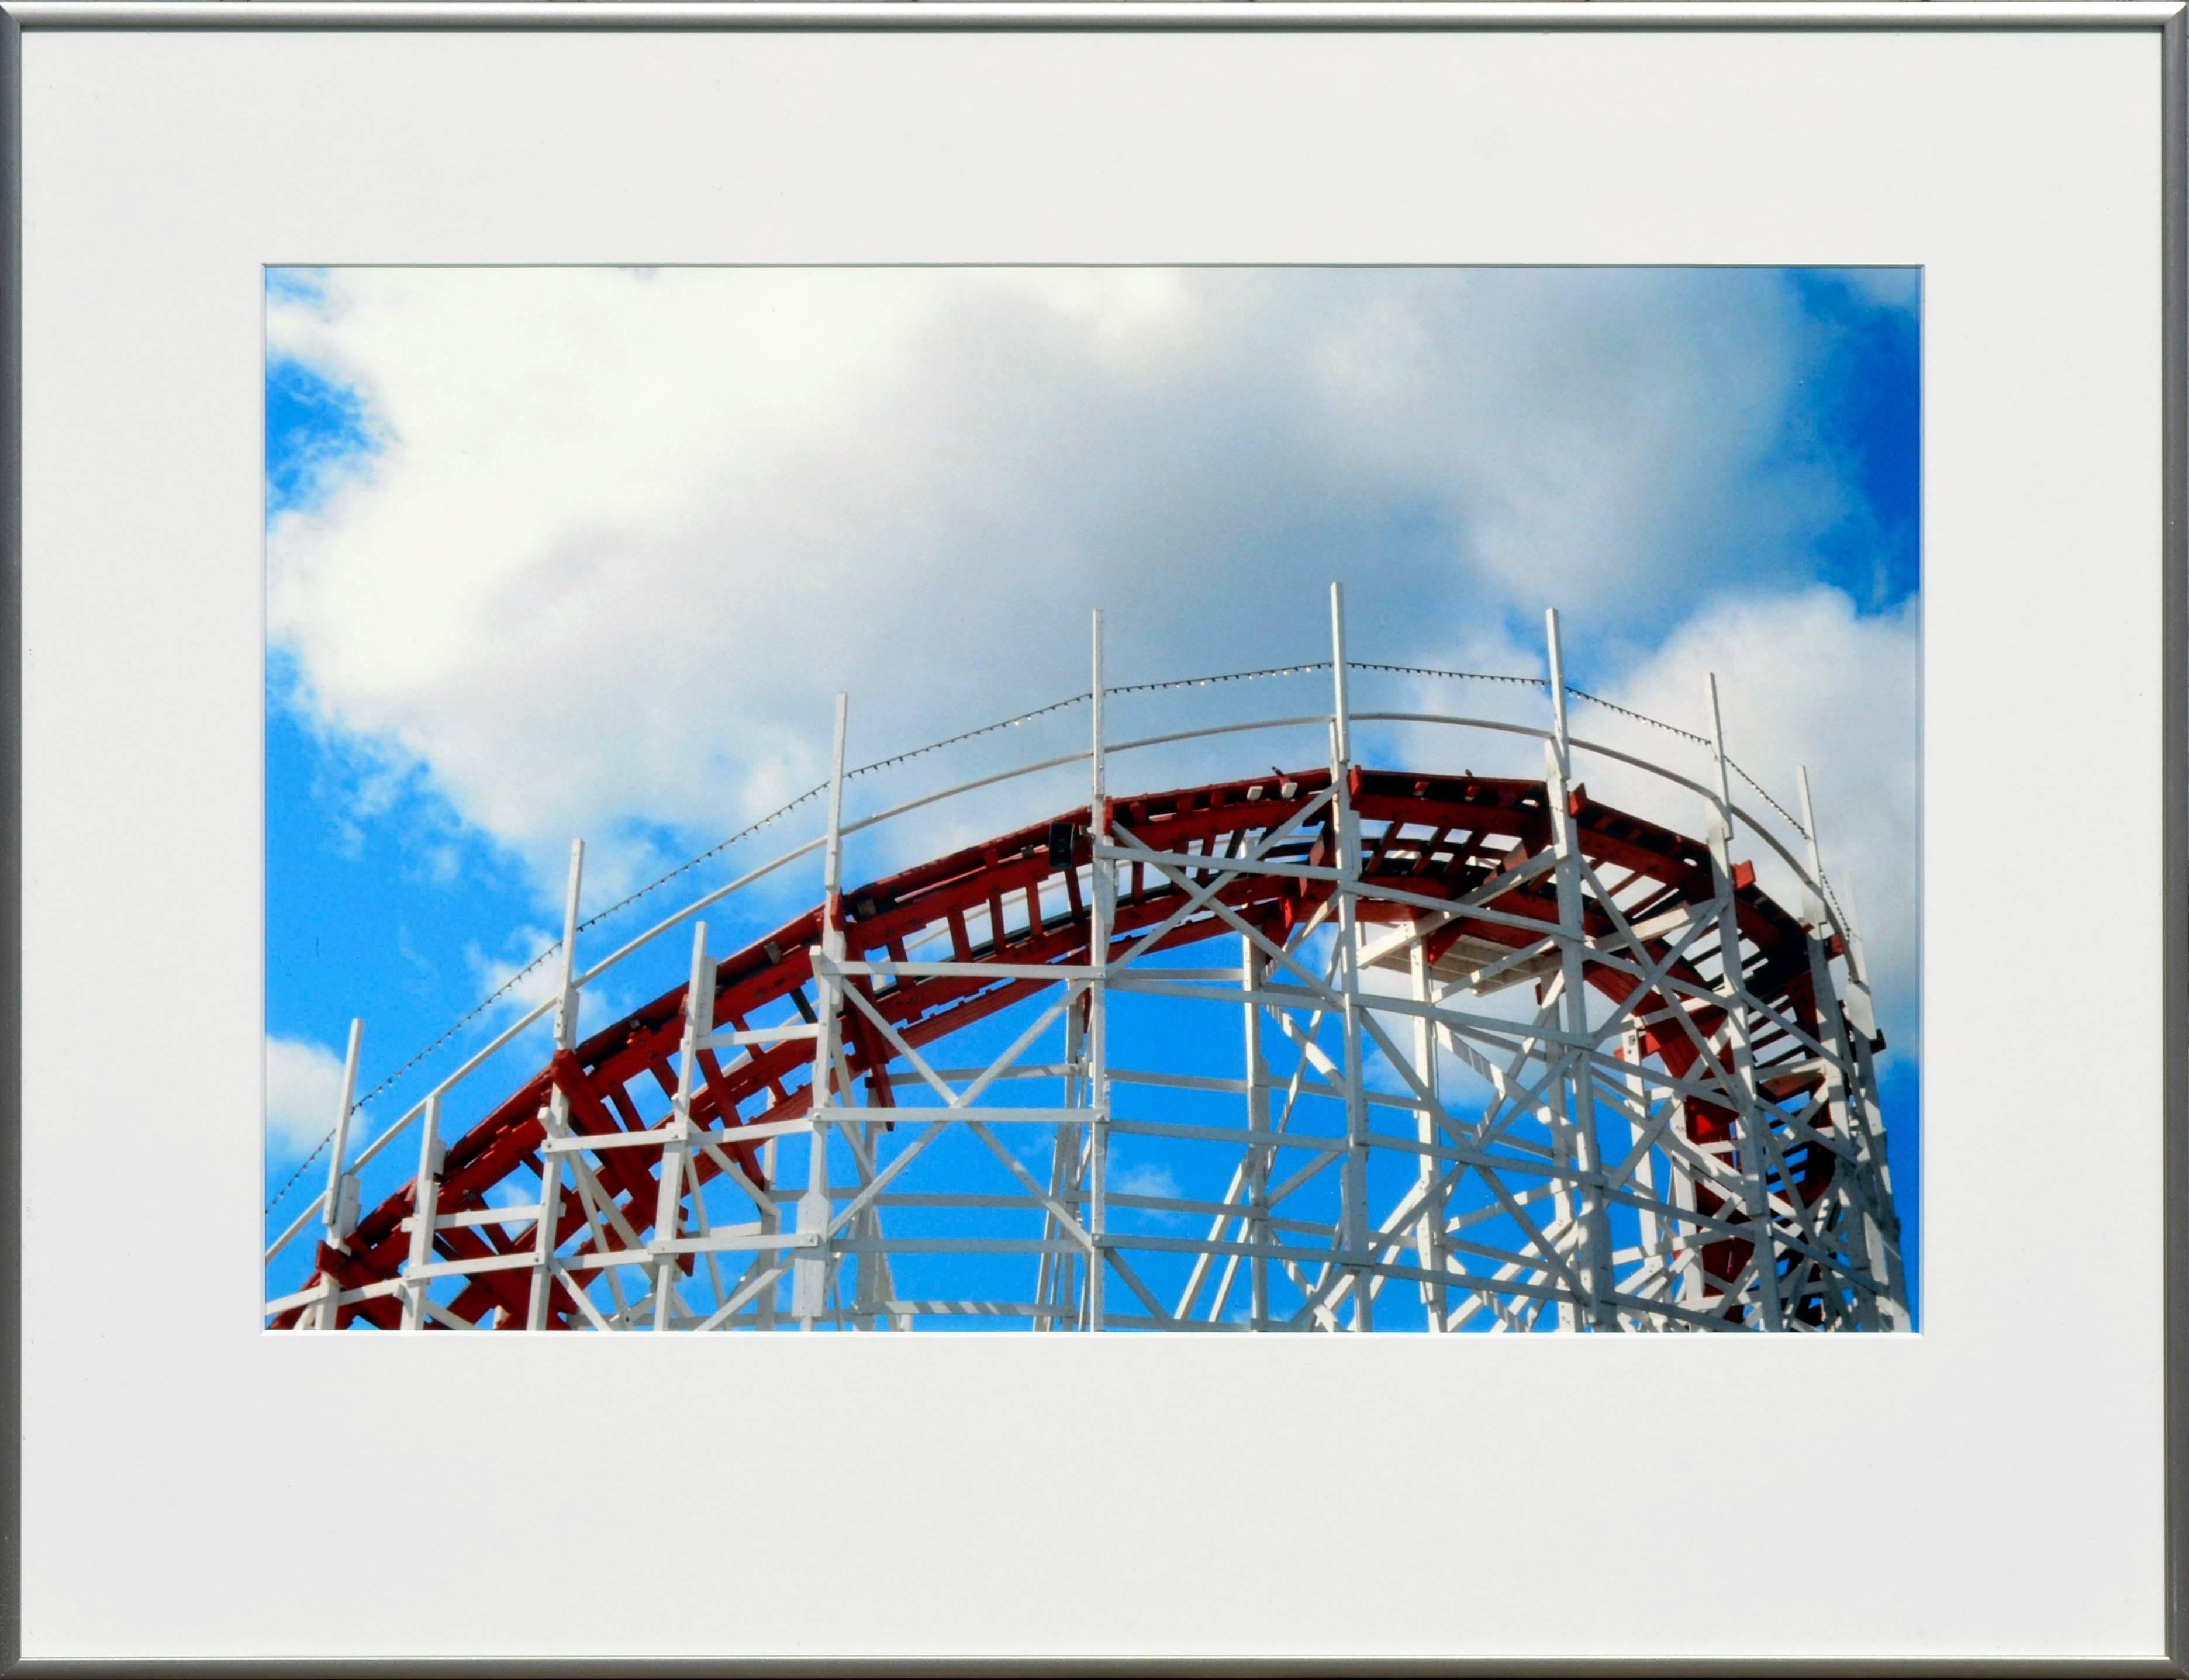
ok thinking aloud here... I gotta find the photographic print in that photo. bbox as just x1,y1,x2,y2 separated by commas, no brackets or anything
261,265,1919,1334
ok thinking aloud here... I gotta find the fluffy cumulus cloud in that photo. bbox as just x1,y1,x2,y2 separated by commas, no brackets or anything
266,1033,348,1158
267,267,1907,911
1366,586,1918,1041
1578,588,1919,1048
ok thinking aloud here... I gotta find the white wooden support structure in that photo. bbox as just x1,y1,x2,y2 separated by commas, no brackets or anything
795,694,850,1328
272,588,1909,1337
1328,582,1373,1329
399,1091,443,1332
652,921,713,1330
525,839,586,1331
1086,610,1113,1332
1544,609,1619,1330
1705,674,1782,1330
1831,866,1908,1330
1620,1025,1665,1315
1793,766,1888,1332
1244,937,1273,1329
310,1017,364,1330
1410,939,1449,1330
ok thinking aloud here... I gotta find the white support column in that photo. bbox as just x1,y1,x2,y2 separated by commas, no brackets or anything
1621,1026,1665,1316
852,1084,890,1332
1669,1093,1704,1315
1837,865,1884,1054
1801,927,1882,1331
795,695,850,1329
1837,869,1908,1330
526,838,585,1331
654,921,712,1332
1087,611,1113,1332
1705,675,1781,1330
755,1132,782,1333
312,1017,364,1330
1796,764,1827,897
1243,936,1272,1330
400,1091,443,1332
1410,939,1448,1332
1544,608,1618,1330
1037,1002,1086,1332
1329,582,1372,1330
1796,768,1884,1330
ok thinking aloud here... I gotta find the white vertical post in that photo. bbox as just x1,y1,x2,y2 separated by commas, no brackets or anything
1544,609,1617,1330
795,696,850,1328
320,1018,363,1240
1669,1093,1703,1314
1797,764,1826,884
755,1131,781,1333
1038,1002,1086,1332
1410,940,1448,1332
312,1017,364,1330
1545,609,1573,780
654,921,711,1332
1329,582,1372,1329
1243,936,1271,1329
1836,866,1883,1049
852,1083,889,1332
1800,922,1883,1331
400,1091,443,1332
1838,870,1908,1329
1705,675,1781,1330
526,838,585,1331
1706,672,1737,818
1329,582,1352,769
1794,766,1883,1329
1087,613,1112,1332
1541,617,1579,1329
1618,1026,1674,1322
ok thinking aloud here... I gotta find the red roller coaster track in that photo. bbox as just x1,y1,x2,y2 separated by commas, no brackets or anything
278,763,1869,1332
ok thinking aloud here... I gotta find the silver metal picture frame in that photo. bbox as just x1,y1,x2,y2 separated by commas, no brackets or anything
3,2,2181,1670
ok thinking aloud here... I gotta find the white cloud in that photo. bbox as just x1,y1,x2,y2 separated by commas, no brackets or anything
457,920,655,1059
462,924,565,1018
1565,587,1920,1053
1349,586,1917,1062
1110,1160,1193,1229
267,267,1876,908
1111,1161,1183,1203
266,1033,348,1158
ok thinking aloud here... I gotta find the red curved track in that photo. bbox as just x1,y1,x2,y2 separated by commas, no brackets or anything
279,765,1856,1329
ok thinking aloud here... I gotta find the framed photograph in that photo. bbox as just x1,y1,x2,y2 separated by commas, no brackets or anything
7,1,2183,1669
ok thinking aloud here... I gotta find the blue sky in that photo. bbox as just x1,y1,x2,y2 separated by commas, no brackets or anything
264,266,1921,1325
